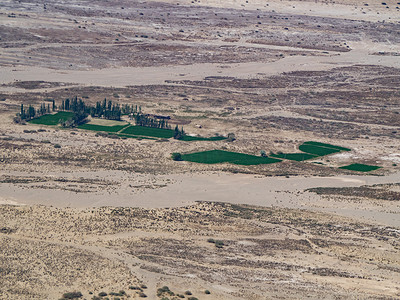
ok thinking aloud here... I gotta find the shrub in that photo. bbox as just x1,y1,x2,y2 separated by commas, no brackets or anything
207,238,215,243
205,290,211,294
62,291,83,299
188,298,199,300
139,293,147,298
98,292,107,297
215,240,224,248
172,152,183,161
227,132,236,142
54,143,61,148
185,291,192,295
157,286,173,297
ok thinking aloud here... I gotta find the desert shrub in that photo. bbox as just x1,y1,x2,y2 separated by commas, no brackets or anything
185,291,192,295
207,238,215,243
98,292,107,297
205,290,211,294
157,286,174,297
139,293,147,298
62,291,83,299
171,152,183,161
227,132,236,142
215,240,224,248
54,144,61,148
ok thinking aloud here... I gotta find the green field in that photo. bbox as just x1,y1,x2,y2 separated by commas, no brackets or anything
120,126,175,138
339,164,381,172
299,144,341,156
180,135,226,141
29,112,74,125
78,123,129,133
181,150,282,165
117,133,156,140
270,153,317,161
302,141,351,152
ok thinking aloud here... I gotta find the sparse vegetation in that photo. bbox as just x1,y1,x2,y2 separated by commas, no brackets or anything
62,291,83,299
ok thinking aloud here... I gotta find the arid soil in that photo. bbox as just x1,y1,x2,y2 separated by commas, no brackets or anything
1,201,400,299
1,0,400,299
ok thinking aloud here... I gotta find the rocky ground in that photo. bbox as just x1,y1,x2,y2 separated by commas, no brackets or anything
1,201,400,299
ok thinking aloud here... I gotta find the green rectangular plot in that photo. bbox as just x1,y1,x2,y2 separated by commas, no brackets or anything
181,150,281,165
121,126,175,138
117,133,156,140
299,144,341,156
339,163,381,172
270,153,318,161
29,112,74,125
180,135,226,141
78,123,129,133
302,141,351,152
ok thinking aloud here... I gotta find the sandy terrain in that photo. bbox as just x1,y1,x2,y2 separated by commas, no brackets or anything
1,0,400,298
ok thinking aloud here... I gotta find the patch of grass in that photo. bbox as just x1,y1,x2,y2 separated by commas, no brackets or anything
339,163,381,172
180,135,226,141
181,150,282,165
298,144,341,156
120,126,175,138
78,123,129,133
116,133,156,140
302,141,351,152
270,153,317,161
29,112,74,125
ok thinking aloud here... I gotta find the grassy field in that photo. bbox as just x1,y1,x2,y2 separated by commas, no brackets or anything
78,123,129,133
270,153,317,161
117,133,156,140
302,141,351,152
120,126,175,138
298,144,341,156
339,164,381,172
180,135,226,141
29,112,74,125
268,141,350,161
181,150,282,165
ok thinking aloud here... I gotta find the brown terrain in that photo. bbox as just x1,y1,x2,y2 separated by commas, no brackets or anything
1,0,400,299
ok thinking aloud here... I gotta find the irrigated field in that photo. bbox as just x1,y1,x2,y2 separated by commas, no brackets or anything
339,163,382,172
180,135,226,141
78,123,129,133
298,144,342,156
120,126,175,139
181,150,282,165
270,141,350,161
302,141,351,152
29,112,74,125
